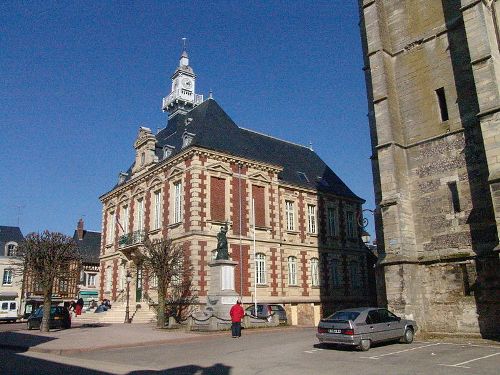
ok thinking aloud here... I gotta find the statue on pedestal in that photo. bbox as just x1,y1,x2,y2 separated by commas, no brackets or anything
215,223,229,260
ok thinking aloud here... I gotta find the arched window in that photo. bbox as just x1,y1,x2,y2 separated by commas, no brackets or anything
255,253,266,285
310,258,319,287
288,256,297,285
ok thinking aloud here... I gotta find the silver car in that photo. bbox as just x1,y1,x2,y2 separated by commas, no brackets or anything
316,307,417,351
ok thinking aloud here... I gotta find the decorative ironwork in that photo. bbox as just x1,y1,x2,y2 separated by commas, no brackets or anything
118,230,145,248
358,209,376,229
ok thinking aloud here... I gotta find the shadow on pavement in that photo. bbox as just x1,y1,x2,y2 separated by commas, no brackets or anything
129,363,232,374
0,331,55,352
0,348,109,375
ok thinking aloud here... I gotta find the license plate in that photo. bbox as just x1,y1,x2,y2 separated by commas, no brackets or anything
329,329,341,334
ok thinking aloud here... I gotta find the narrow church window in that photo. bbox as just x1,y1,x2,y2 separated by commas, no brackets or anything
435,87,449,122
448,181,461,213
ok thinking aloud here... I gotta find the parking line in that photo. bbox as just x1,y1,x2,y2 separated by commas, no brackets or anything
361,343,441,360
304,349,324,354
438,352,500,369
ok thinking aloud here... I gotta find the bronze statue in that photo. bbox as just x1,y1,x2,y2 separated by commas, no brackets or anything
215,223,229,260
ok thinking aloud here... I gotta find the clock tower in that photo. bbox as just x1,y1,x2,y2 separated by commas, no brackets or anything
162,48,204,119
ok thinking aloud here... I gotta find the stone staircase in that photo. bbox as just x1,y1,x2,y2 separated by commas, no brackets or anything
74,302,156,324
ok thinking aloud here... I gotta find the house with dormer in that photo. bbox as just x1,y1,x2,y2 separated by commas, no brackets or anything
99,49,376,325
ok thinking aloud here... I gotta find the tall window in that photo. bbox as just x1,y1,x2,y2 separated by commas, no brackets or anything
154,190,162,230
174,181,183,223
151,273,158,288
435,87,449,122
310,258,319,287
327,207,337,236
2,269,13,285
122,205,129,235
87,273,96,287
107,211,116,244
105,266,112,292
255,253,266,285
448,182,461,213
285,200,295,231
119,265,125,291
307,204,316,234
350,262,361,288
288,256,297,285
59,279,68,294
6,244,16,256
346,211,355,238
331,259,341,288
136,198,144,231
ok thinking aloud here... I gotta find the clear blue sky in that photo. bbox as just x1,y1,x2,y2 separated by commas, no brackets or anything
0,1,376,240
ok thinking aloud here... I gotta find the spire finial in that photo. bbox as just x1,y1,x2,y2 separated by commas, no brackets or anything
182,37,187,52
209,89,213,99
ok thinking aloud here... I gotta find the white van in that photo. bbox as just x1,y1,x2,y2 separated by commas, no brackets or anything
0,300,18,322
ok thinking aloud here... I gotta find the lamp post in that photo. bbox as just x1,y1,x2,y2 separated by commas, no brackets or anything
124,271,132,323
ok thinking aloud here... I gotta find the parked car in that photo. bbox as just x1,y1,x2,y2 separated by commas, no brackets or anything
27,306,71,330
245,304,287,324
0,300,18,323
316,307,417,351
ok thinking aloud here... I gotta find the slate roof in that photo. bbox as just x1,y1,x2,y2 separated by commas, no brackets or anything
72,230,101,264
118,99,363,202
0,226,24,250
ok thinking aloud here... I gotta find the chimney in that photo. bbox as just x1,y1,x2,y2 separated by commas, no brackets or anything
77,218,84,240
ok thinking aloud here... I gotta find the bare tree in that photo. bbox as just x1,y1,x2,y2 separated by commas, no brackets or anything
140,236,197,328
19,231,80,332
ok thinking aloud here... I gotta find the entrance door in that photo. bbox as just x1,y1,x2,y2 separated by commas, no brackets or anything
136,266,143,302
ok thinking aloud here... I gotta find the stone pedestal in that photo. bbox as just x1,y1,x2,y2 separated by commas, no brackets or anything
205,260,239,321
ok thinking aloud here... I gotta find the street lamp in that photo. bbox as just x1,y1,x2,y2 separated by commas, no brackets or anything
124,271,132,323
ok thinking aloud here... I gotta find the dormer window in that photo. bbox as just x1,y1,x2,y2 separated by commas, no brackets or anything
182,131,195,148
118,172,128,185
297,171,309,183
6,243,17,257
163,145,175,159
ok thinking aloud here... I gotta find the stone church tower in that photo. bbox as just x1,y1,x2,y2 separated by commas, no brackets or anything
359,0,499,338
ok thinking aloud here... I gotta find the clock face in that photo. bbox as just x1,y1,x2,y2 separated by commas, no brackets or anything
181,78,193,89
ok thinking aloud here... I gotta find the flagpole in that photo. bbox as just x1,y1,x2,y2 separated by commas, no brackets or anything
252,198,257,313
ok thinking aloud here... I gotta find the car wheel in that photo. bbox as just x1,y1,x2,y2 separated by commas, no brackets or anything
359,339,371,351
401,328,414,344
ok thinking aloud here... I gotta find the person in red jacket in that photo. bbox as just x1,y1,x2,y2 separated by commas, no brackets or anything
229,300,245,338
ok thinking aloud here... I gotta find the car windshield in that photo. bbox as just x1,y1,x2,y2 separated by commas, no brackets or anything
33,306,59,317
327,311,360,322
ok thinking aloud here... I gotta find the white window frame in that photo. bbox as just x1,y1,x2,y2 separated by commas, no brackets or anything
122,205,129,235
173,181,183,223
86,273,96,287
107,211,116,244
285,200,295,231
151,272,158,288
288,256,297,286
327,207,337,236
153,190,162,230
255,253,266,285
136,198,144,232
307,204,317,234
346,211,355,238
6,243,17,256
310,258,319,287
2,269,13,285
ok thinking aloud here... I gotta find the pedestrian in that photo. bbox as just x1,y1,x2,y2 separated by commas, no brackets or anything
229,299,245,338
75,298,84,316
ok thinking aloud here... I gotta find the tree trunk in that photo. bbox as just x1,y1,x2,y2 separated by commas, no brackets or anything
157,284,166,328
41,281,53,332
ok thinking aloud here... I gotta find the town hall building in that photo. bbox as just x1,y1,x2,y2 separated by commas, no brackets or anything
99,49,376,325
